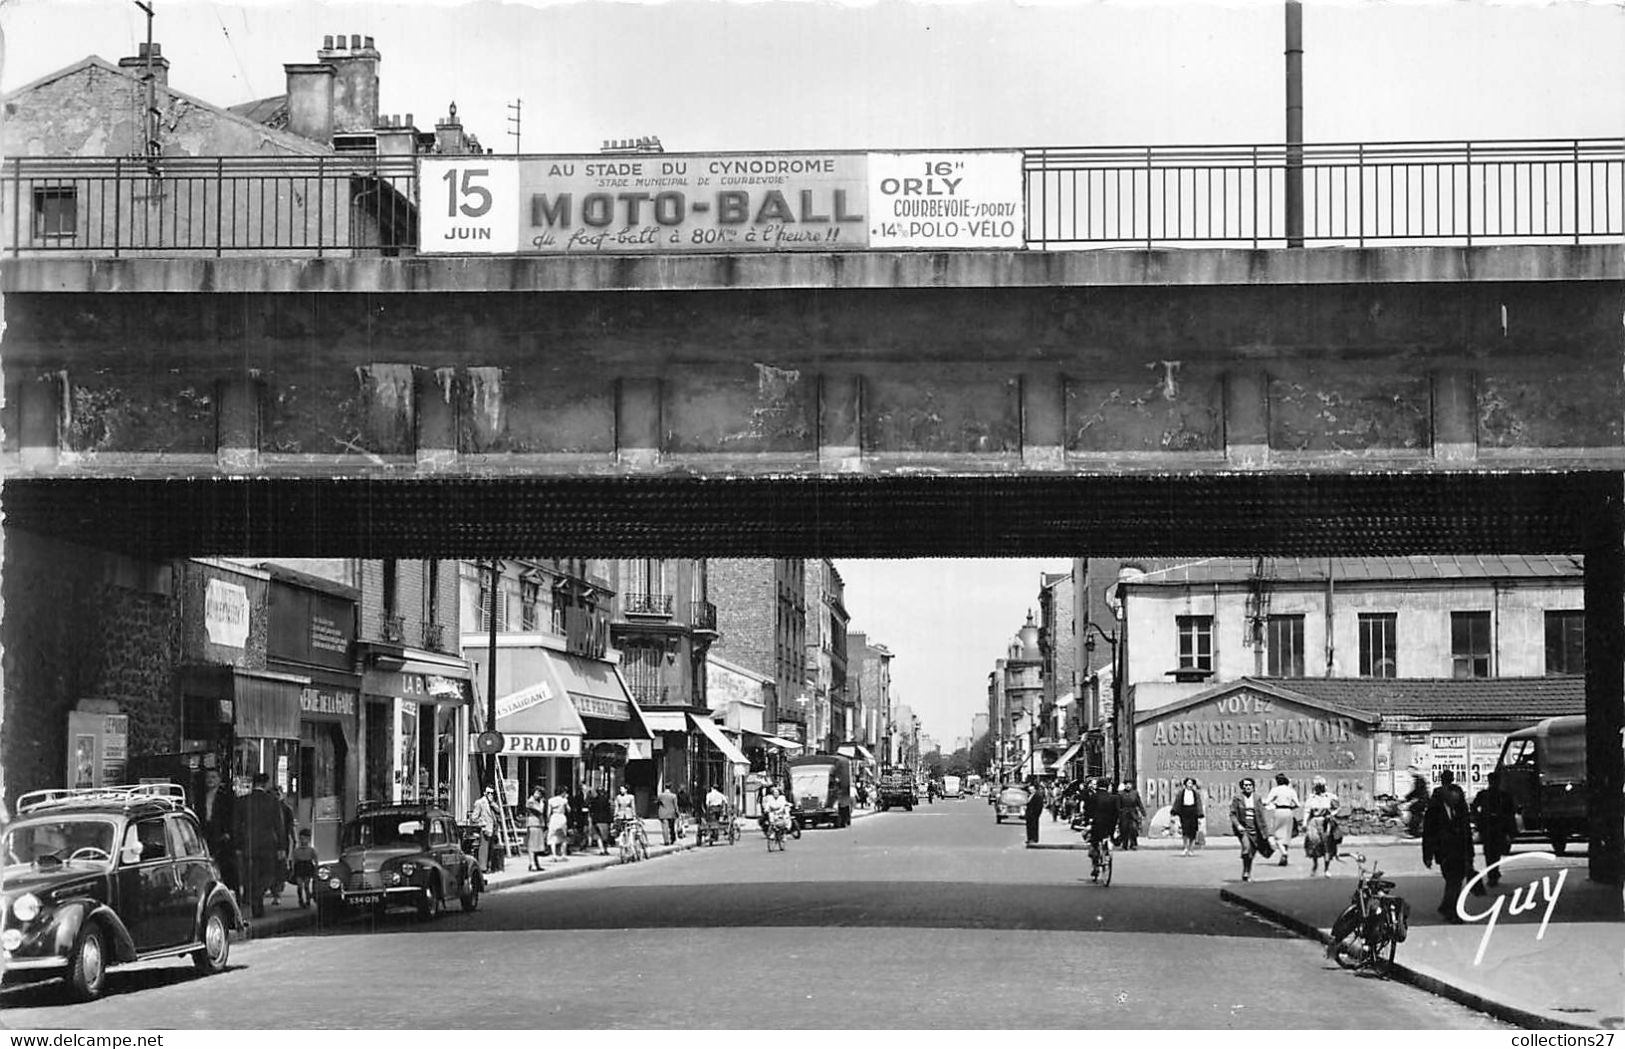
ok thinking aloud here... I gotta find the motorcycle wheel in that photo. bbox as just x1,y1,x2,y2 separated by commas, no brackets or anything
790,822,802,840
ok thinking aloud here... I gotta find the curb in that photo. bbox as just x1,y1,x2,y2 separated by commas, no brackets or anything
1217,888,1595,1031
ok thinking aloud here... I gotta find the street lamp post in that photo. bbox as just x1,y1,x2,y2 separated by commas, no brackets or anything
1083,621,1121,785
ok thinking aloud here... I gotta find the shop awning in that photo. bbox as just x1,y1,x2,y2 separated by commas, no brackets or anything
1047,740,1084,770
183,665,307,740
753,734,803,753
640,711,689,733
837,743,877,764
494,679,588,738
689,715,750,768
553,652,635,721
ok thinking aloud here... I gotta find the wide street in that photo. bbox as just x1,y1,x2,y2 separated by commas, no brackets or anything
1,799,1509,1030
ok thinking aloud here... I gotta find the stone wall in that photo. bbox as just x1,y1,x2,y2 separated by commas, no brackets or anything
1,532,181,802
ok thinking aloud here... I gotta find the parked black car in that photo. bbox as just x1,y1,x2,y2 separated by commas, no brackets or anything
313,802,483,923
1,784,243,1001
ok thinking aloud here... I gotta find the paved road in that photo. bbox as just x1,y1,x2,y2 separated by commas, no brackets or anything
1,800,1509,1029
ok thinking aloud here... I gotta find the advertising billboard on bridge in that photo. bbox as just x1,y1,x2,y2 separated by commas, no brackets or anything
419,150,1023,254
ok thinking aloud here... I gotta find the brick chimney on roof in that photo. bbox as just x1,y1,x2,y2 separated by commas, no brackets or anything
284,61,336,144
117,42,170,88
316,33,380,134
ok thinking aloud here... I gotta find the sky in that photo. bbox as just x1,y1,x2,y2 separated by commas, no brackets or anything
1,0,1620,156
838,559,1074,746
0,0,1617,742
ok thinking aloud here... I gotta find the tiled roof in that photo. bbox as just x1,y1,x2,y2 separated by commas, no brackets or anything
1260,676,1585,721
1131,555,1583,586
228,95,289,128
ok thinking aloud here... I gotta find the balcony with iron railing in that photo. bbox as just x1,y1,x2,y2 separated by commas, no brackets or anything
627,682,670,705
689,599,717,634
380,613,406,644
622,592,674,618
5,140,1618,257
422,621,445,651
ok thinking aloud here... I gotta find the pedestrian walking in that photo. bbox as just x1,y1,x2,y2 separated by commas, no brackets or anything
1022,777,1045,845
1116,781,1146,849
524,786,548,870
472,786,502,873
1301,776,1341,878
589,788,613,854
1263,772,1301,867
1422,768,1478,922
270,786,297,905
1469,770,1517,887
290,827,318,908
1170,777,1205,856
656,781,680,846
570,786,589,852
233,772,284,918
198,768,239,893
547,786,571,860
1404,770,1430,838
675,784,692,838
1229,777,1273,882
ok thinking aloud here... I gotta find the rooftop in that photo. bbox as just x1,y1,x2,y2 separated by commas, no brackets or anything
1129,555,1583,587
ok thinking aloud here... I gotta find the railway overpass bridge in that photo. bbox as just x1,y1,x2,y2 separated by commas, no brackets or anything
1,140,1621,882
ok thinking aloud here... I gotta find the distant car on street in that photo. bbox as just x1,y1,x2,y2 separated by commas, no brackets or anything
313,802,483,923
0,784,242,1001
993,785,1030,823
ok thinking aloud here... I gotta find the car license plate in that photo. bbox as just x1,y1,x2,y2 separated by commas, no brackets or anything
347,893,383,905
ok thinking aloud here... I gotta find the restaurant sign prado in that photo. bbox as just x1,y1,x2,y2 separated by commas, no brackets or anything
419,151,1024,254
1136,686,1377,809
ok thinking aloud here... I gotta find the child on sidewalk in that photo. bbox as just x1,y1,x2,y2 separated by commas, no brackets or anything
290,827,319,908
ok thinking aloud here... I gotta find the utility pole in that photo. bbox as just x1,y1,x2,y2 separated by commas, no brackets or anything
133,1,161,172
507,100,523,154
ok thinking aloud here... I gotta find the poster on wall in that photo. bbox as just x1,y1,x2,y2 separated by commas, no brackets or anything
65,712,129,789
866,151,1024,249
204,578,250,649
421,153,869,255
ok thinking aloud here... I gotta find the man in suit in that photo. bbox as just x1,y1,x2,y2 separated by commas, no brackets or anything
1423,768,1477,922
198,768,238,892
235,772,284,918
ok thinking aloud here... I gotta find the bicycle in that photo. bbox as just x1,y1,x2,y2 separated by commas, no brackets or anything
615,817,650,863
765,814,789,852
1089,835,1113,886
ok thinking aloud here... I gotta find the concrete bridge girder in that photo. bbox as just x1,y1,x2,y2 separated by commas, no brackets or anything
1,246,1619,476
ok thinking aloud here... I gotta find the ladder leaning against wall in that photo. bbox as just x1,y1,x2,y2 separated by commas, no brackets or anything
491,759,523,856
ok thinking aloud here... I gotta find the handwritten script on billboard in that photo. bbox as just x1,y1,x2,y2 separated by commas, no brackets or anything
420,151,1024,255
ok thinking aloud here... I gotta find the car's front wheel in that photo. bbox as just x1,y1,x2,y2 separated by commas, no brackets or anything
416,886,442,922
459,878,481,912
193,905,231,974
68,923,108,1001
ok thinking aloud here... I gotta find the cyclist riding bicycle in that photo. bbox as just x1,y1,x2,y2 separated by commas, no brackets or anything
704,784,728,817
1087,781,1121,877
762,785,792,833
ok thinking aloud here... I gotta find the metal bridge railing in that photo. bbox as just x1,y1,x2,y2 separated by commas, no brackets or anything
3,154,417,256
1022,138,1624,248
3,140,1619,256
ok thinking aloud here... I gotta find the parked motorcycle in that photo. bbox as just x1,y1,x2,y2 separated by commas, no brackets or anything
1326,852,1410,975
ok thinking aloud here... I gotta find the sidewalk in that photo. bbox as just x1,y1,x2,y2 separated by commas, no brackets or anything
243,807,884,941
239,817,694,940
1025,815,1622,1030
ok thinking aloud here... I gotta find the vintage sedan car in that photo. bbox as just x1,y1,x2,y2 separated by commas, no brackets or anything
313,802,483,923
1,784,242,1001
993,785,1030,823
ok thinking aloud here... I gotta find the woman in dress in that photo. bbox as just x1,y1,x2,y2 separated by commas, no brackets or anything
1169,777,1205,856
546,785,571,861
1301,776,1341,877
1263,772,1301,867
524,786,548,871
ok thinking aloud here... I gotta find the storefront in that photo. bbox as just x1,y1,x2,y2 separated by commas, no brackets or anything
361,649,475,814
691,713,751,813
466,642,650,812
177,664,310,797
1134,679,1380,813
266,570,360,858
